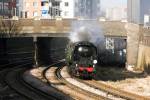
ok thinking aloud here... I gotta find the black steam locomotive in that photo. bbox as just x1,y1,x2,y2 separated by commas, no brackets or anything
66,41,97,79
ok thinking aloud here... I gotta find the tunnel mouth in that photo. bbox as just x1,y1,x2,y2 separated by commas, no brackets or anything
94,48,146,82
37,37,69,65
0,37,34,67
95,49,127,81
94,38,127,81
97,38,127,68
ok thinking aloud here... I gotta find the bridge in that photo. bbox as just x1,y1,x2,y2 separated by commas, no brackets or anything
0,18,150,72
0,19,127,38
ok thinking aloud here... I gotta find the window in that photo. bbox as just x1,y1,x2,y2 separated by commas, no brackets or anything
20,11,23,18
56,9,58,16
33,2,38,8
41,1,49,6
65,2,69,6
87,1,90,5
25,2,29,8
0,4,2,10
75,2,77,7
56,9,61,16
52,2,60,6
33,11,38,17
16,0,19,3
97,0,100,3
41,2,44,6
25,11,28,18
64,11,68,16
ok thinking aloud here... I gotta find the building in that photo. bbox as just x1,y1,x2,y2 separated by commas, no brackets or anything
41,0,49,18
60,0,74,18
0,0,17,18
128,0,150,24
48,0,74,19
17,0,41,18
49,0,101,19
1,0,101,19
144,14,150,27
48,0,61,18
106,7,127,21
75,0,101,19
17,0,54,19
1,0,75,19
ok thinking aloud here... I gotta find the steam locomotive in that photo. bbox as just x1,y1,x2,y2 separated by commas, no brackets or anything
66,41,97,79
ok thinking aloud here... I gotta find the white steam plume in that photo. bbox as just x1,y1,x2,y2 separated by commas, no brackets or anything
69,20,104,48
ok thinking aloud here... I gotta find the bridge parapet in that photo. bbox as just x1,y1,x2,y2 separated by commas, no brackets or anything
0,19,127,37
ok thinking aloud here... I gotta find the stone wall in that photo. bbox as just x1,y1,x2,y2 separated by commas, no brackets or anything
126,22,150,72
1,19,126,37
125,23,141,71
137,44,150,73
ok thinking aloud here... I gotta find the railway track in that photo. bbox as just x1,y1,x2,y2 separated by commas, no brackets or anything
60,66,127,100
0,59,33,87
0,59,33,100
44,61,111,100
21,60,150,100
5,62,64,100
57,66,110,100
3,60,150,100
1,46,70,100
65,66,150,100
42,60,74,100
60,66,150,100
21,60,72,100
78,79,150,100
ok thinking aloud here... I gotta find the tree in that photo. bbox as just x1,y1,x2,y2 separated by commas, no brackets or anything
0,18,21,57
0,18,21,38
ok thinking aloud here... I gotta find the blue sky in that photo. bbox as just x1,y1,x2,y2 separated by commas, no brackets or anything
101,0,127,10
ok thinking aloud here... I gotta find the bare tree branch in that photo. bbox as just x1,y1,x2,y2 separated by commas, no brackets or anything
0,18,21,38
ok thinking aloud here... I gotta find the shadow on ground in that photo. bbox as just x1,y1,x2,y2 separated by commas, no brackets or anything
95,66,149,81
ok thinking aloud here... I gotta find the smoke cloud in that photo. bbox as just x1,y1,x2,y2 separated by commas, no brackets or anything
69,20,105,48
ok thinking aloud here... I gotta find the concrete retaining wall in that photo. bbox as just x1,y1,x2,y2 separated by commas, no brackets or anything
137,44,150,73
125,23,141,70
